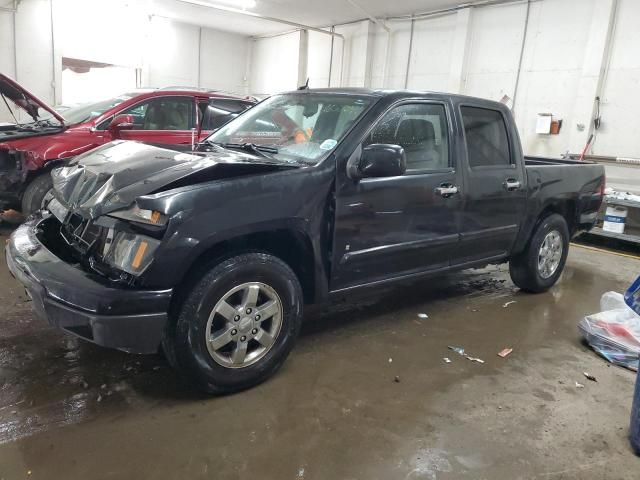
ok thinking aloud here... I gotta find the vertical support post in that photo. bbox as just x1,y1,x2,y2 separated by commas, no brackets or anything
197,27,202,88
448,8,472,94
328,26,335,87
404,17,415,89
297,29,309,88
363,20,375,88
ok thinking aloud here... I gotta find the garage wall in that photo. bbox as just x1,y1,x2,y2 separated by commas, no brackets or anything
463,3,526,106
591,0,640,159
250,31,301,95
146,17,200,88
307,30,333,88
509,0,596,157
0,0,250,124
407,15,458,92
260,0,634,159
200,28,249,93
0,11,15,78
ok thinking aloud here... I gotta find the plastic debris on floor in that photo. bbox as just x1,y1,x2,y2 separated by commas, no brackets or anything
579,289,640,371
447,345,485,364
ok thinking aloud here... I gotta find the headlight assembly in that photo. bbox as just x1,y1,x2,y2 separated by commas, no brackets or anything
104,232,160,276
109,205,167,226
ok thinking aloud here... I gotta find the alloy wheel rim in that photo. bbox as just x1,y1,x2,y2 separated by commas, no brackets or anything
538,230,563,279
205,282,283,368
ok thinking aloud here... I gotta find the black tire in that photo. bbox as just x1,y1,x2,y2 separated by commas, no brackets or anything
166,253,303,394
509,213,570,293
21,173,53,214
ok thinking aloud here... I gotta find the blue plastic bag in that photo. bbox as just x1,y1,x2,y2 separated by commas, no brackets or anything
625,275,640,317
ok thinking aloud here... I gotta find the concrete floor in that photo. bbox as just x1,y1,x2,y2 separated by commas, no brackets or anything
0,229,639,480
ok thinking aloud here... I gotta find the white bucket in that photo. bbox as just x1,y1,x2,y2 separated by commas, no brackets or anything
603,205,628,234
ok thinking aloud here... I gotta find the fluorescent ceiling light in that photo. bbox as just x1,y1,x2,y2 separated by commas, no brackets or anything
206,0,256,8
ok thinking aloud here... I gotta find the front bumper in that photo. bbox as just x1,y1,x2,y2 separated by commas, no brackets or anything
6,215,172,353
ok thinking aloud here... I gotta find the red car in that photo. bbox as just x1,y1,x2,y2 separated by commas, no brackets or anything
0,73,256,213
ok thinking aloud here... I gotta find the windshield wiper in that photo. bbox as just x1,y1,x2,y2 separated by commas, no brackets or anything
219,142,279,159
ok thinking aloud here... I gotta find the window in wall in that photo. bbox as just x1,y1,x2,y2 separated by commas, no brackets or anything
461,106,511,167
364,103,450,171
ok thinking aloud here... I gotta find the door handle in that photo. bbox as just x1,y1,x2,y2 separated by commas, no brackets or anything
435,184,459,198
503,178,521,191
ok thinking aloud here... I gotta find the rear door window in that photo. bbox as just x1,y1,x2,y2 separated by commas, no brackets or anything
200,99,253,131
461,106,511,168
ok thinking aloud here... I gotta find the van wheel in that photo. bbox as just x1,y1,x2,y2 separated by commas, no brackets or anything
21,173,53,214
509,213,569,293
167,253,303,394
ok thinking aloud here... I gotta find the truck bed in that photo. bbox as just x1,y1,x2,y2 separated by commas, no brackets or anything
520,155,605,239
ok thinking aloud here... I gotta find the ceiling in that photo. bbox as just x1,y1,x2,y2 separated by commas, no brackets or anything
152,0,468,36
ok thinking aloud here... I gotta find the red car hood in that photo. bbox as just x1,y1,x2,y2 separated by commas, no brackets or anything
0,73,65,125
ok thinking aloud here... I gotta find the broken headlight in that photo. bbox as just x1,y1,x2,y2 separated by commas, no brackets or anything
104,232,160,276
108,205,167,226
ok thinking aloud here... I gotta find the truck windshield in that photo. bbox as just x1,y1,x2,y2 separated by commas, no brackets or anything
206,93,372,165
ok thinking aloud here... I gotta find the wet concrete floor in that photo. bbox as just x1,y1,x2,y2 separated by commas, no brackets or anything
0,231,639,479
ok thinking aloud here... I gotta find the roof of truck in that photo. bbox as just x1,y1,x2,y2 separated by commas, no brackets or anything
281,87,506,106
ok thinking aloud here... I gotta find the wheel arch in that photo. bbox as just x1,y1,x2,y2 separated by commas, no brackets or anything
512,199,576,257
535,199,577,235
170,227,321,315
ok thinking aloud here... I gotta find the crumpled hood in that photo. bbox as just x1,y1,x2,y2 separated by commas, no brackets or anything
0,73,65,124
52,140,300,218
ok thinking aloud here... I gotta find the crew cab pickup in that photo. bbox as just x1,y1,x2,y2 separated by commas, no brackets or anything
6,88,605,393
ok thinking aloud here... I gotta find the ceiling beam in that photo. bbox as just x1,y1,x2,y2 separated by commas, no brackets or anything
173,0,344,38
345,0,389,32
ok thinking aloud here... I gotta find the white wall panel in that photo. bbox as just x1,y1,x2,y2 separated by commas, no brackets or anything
14,0,54,107
406,14,456,92
333,21,370,87
592,0,640,158
514,0,595,156
145,17,200,88
200,29,249,94
250,32,300,95
307,30,332,88
464,2,527,102
0,12,14,77
370,21,411,89
0,12,16,123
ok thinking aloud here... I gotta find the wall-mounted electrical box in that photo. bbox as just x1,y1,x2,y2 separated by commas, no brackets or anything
536,113,562,135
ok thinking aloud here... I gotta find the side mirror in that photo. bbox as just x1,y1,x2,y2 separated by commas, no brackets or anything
109,114,135,133
356,144,407,179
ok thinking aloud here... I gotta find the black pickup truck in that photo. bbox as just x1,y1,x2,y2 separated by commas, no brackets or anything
6,89,605,393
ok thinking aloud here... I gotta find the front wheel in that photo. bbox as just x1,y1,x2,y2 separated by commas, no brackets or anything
21,173,54,214
509,213,569,293
166,253,303,394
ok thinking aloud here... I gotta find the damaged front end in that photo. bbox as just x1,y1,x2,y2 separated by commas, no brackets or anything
39,139,299,287
40,199,167,287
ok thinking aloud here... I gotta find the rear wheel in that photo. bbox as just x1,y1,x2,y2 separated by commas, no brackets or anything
21,173,54,214
509,213,569,293
166,253,303,394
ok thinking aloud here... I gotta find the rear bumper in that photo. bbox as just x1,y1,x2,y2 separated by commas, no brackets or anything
6,215,172,353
